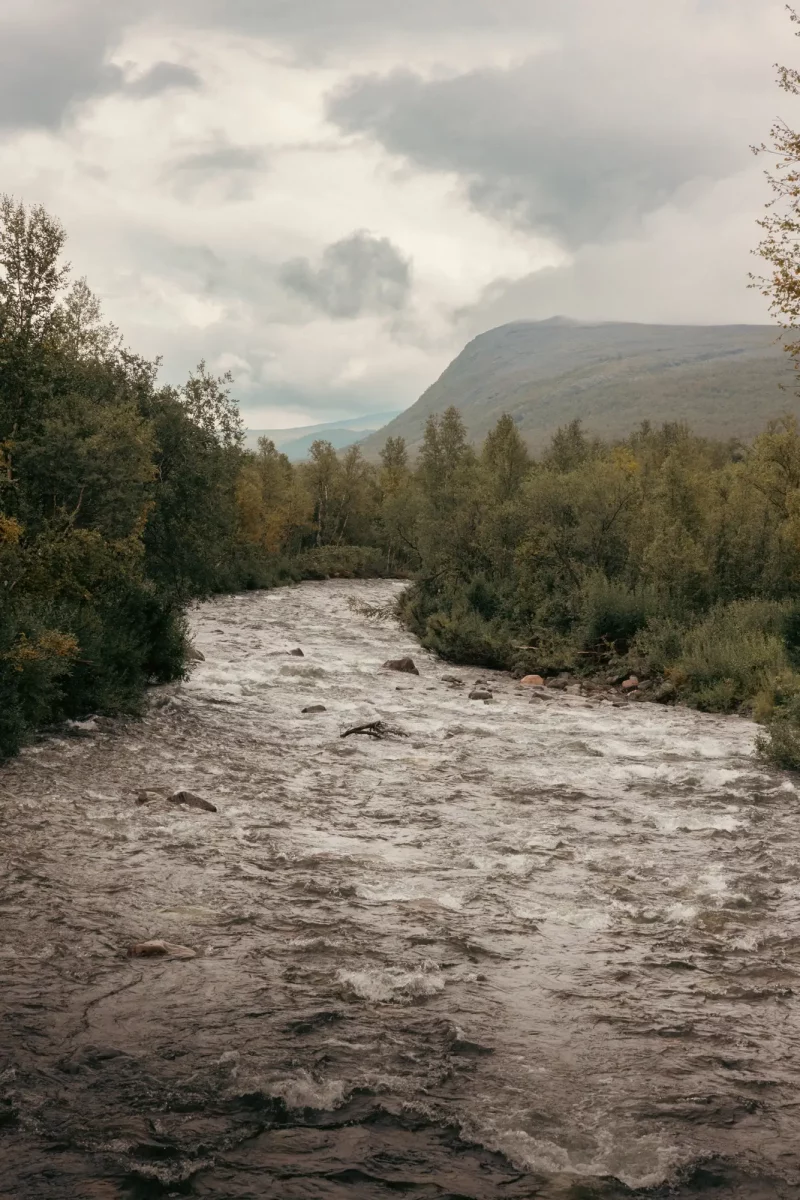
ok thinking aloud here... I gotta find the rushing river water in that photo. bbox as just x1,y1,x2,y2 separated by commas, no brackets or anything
2,580,800,1199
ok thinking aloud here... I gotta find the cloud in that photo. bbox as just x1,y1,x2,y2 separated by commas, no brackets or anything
327,6,777,249
279,232,412,318
168,141,267,201
0,1,125,129
124,61,202,97
0,3,199,130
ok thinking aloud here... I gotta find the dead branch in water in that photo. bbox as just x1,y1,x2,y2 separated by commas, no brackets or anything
340,720,407,740
345,595,400,622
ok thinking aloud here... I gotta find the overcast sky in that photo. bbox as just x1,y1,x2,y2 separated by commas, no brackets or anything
1,0,795,427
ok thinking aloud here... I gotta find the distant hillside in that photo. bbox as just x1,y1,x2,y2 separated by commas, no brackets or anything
245,411,401,460
359,319,797,457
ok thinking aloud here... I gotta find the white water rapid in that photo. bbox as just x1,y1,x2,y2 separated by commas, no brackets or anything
1,580,799,1199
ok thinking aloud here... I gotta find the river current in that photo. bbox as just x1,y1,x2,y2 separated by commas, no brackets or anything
2,580,800,1199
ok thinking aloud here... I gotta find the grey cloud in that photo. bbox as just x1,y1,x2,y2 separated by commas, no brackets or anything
0,4,198,130
175,145,265,174
328,55,748,247
124,61,202,97
454,167,772,335
279,232,412,318
180,0,544,57
0,0,544,134
0,2,127,129
169,142,267,200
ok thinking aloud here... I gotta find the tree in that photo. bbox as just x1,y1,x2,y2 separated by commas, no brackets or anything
753,8,800,368
179,360,243,449
481,413,530,501
0,196,70,342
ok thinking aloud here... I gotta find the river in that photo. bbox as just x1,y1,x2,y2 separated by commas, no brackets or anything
1,579,800,1199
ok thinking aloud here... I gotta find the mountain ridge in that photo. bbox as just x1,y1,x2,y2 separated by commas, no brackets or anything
359,320,796,457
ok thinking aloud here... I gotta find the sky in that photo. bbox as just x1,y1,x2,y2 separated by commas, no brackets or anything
0,0,796,428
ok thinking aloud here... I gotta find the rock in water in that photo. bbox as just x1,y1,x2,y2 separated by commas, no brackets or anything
382,657,419,675
290,648,304,657
469,689,493,701
302,704,327,713
186,645,205,662
168,790,217,813
128,940,196,960
441,675,464,686
520,675,545,687
621,676,639,691
136,789,165,806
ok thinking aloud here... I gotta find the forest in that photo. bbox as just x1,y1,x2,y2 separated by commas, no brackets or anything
3,194,800,767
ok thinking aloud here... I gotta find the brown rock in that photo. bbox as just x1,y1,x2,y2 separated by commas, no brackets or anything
128,940,196,960
469,689,493,701
290,648,304,657
520,675,545,687
382,657,419,675
621,676,639,691
168,790,217,812
302,704,327,713
441,675,464,686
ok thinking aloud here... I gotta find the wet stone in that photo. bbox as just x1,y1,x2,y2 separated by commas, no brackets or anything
127,940,197,959
469,689,493,701
382,656,419,674
168,789,217,812
302,704,327,713
290,647,305,657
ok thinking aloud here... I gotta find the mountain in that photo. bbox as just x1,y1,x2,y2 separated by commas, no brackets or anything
359,319,797,457
245,411,401,460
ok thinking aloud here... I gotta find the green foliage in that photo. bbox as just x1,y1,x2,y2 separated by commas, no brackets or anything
400,409,800,763
672,602,790,712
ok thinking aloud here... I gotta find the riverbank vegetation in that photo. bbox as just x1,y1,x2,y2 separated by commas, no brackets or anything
394,408,800,769
4,191,800,770
0,198,407,759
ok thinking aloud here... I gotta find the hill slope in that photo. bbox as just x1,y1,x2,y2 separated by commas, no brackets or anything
359,319,797,457
245,411,401,460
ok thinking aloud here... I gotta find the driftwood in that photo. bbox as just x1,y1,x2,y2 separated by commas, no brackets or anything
340,720,407,740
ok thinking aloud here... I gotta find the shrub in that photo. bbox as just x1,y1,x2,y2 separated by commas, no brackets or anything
673,601,789,712
578,573,654,653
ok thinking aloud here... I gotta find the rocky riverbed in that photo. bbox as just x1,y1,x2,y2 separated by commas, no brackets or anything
1,579,800,1198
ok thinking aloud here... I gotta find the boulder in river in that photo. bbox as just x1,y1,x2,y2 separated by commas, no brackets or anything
290,648,305,657
469,689,493,701
382,657,419,675
621,676,639,691
520,675,545,687
127,940,196,960
302,704,327,713
186,645,205,662
168,790,217,812
441,675,464,686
